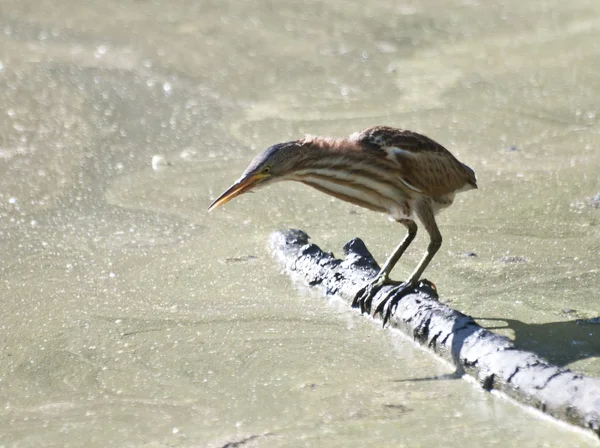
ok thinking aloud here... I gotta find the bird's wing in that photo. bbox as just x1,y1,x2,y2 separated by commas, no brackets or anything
352,126,477,196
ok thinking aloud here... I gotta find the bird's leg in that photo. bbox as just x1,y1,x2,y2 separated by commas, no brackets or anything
352,219,417,314
375,202,442,326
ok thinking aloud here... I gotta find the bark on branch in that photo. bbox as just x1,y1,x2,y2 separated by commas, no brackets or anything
270,229,600,437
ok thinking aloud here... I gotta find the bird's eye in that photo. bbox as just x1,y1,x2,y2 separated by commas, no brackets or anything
262,166,271,174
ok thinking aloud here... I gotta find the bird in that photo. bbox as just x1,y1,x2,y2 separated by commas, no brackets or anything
208,126,477,322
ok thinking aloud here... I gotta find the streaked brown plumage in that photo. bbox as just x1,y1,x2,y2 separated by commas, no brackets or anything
208,126,477,319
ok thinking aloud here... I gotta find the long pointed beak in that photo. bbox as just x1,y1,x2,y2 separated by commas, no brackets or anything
207,173,269,211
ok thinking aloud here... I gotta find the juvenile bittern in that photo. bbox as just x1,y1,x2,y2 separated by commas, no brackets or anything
208,126,477,319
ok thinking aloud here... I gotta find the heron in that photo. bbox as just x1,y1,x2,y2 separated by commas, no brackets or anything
208,126,477,320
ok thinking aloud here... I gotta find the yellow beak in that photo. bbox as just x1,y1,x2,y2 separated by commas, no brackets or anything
207,173,269,211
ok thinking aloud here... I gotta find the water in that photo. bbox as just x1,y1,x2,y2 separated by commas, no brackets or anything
0,0,599,445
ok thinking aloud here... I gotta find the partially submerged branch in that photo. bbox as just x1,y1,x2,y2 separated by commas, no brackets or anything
270,229,600,437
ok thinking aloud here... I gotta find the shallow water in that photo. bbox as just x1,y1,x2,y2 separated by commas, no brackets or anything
1,0,599,446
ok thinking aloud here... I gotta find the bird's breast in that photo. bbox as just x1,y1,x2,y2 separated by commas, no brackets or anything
292,170,415,217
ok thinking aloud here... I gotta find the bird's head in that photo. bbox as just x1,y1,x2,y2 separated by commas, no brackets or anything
208,140,309,211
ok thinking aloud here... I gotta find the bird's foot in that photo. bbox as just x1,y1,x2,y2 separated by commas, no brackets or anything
351,277,399,315
373,279,438,327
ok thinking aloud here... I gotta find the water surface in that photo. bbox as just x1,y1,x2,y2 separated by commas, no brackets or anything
1,0,599,446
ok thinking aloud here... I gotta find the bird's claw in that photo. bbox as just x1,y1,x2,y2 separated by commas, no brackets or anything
353,278,438,323
372,282,413,326
351,279,386,314
373,279,438,327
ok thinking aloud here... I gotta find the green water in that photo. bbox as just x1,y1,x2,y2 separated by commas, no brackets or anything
1,0,599,445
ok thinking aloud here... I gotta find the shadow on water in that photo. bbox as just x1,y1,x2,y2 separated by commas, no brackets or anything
395,291,600,383
394,313,472,384
478,316,600,368
397,315,600,383
393,371,464,383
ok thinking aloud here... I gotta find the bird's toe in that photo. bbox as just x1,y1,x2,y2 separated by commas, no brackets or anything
352,281,384,314
373,282,420,327
350,284,369,309
416,278,439,300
